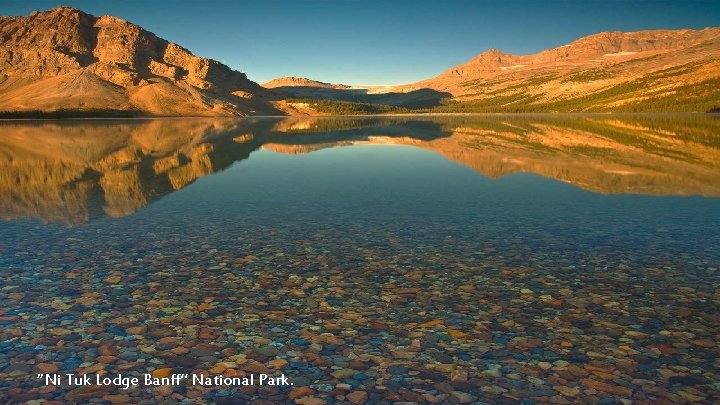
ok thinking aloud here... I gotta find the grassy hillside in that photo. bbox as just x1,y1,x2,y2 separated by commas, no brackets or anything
427,77,720,114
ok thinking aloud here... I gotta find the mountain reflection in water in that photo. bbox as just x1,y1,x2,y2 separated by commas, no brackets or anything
1,115,718,225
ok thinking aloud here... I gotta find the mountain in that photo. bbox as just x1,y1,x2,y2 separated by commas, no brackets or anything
0,7,275,116
2,8,718,115
263,28,720,114
262,77,451,113
263,77,351,89
399,28,720,112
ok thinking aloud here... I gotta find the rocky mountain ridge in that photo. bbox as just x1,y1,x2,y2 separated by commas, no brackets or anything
0,7,273,115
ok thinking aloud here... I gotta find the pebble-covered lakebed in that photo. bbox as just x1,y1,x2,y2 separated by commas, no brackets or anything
1,123,720,404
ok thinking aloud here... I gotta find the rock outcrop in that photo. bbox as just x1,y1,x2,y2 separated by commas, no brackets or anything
0,7,273,115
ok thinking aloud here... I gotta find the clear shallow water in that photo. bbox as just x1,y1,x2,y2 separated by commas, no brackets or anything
1,116,719,403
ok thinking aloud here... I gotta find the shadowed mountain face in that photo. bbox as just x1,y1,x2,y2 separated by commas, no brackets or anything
0,7,276,116
266,85,453,109
1,115,718,225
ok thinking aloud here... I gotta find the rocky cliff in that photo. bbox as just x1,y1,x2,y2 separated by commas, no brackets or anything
0,7,273,116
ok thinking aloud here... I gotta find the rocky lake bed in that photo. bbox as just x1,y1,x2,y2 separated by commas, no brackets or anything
1,116,719,404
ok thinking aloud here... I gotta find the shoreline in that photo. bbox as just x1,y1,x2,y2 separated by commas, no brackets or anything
0,111,717,121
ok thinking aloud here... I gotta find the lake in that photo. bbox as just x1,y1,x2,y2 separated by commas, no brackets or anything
1,115,719,403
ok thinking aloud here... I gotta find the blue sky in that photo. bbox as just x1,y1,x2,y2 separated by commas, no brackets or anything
3,1,718,85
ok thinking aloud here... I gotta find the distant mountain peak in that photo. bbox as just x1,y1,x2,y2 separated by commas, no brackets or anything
482,48,511,56
262,77,350,89
31,6,89,20
47,6,84,14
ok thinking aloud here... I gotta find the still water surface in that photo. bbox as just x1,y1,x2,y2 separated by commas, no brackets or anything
0,116,719,403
